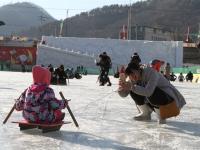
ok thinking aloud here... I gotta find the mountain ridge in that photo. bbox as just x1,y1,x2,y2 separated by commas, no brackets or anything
0,2,56,35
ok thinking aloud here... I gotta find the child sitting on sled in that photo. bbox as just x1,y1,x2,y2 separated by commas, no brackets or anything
15,65,68,123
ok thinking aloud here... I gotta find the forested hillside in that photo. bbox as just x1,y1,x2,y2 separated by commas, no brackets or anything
21,0,200,40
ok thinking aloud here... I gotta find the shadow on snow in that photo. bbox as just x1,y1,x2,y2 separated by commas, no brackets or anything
24,130,139,150
166,120,200,137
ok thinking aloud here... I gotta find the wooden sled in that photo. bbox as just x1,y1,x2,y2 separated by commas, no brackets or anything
12,120,71,133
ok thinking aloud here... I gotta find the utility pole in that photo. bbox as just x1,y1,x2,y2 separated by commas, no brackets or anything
127,1,132,40
55,26,57,37
129,2,132,40
198,23,200,39
59,19,64,37
135,24,138,40
65,9,69,36
175,27,178,41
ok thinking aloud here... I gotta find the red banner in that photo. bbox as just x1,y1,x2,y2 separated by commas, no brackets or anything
0,46,37,65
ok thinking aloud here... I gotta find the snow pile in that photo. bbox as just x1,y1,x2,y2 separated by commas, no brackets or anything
37,45,96,68
38,36,183,68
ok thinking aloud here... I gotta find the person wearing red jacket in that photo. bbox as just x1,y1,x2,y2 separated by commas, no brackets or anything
150,59,165,72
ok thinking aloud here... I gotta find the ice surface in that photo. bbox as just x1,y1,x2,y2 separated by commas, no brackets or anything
0,71,199,150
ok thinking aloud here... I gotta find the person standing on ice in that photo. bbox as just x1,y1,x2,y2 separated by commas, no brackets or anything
96,52,112,86
130,52,147,69
118,62,186,124
54,64,68,85
119,52,142,82
164,62,171,80
130,52,141,65
15,65,68,123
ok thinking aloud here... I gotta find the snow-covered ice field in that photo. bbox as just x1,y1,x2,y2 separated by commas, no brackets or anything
0,71,200,150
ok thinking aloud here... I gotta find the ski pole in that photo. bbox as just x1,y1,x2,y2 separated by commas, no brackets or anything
3,94,22,124
3,104,15,124
59,92,79,128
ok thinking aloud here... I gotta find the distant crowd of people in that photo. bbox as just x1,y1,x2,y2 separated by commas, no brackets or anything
150,60,194,83
177,71,193,82
96,51,195,86
47,64,87,85
113,54,194,83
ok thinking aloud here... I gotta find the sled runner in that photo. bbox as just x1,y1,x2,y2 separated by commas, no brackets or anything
12,120,71,133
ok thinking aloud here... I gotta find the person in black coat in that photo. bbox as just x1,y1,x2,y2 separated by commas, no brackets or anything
130,52,141,65
54,65,67,85
48,64,57,85
170,72,177,81
186,71,193,82
96,52,112,86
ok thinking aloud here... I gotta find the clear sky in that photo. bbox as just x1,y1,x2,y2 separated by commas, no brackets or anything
0,0,142,20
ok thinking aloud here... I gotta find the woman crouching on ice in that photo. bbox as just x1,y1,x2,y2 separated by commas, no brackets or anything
15,65,68,123
118,62,186,124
